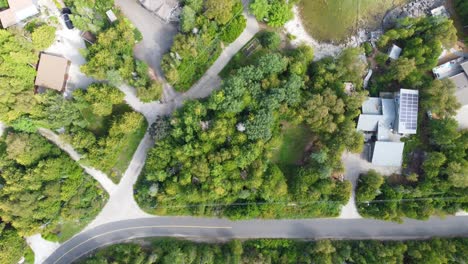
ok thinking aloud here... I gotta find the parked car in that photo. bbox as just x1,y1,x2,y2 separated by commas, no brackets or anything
61,7,74,29
61,7,72,15
62,13,74,29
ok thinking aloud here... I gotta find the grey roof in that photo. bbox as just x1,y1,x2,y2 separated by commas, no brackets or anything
357,98,396,134
397,89,419,134
461,61,468,75
372,141,405,166
357,115,382,132
362,97,382,114
388,44,402,60
450,73,468,106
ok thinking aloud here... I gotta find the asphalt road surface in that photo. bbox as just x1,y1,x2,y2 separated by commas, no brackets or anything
45,216,468,263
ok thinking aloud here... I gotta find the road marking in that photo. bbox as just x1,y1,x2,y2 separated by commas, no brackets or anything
51,225,232,264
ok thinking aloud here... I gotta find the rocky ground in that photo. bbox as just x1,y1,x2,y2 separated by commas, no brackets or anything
383,0,446,29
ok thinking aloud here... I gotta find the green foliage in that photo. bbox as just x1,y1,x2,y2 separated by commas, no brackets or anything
5,132,58,166
74,84,124,117
138,47,368,219
0,130,107,238
204,0,236,25
0,226,28,264
259,31,281,50
421,79,461,118
82,238,468,264
220,15,246,43
31,25,56,50
356,170,384,202
362,42,373,56
81,20,136,81
377,17,457,70
162,0,245,91
0,30,37,125
63,0,114,33
454,0,468,26
180,6,196,33
249,0,293,27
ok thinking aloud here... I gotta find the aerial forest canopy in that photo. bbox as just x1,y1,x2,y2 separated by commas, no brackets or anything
0,130,107,242
82,238,468,264
137,40,368,219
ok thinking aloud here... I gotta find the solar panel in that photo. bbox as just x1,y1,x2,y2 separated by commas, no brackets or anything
398,89,419,134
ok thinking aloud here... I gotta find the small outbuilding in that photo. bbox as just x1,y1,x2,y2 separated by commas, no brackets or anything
35,53,70,92
106,10,117,23
388,44,402,60
372,141,405,167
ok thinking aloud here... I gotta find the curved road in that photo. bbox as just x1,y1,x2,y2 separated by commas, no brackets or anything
45,216,468,263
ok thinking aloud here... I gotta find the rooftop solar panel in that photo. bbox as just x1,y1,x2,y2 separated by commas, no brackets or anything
398,89,419,134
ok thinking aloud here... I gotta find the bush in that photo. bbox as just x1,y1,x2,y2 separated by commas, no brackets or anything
137,82,163,102
31,25,56,50
362,42,373,56
259,31,281,50
220,15,247,43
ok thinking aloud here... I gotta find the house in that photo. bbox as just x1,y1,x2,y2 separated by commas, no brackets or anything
34,53,70,92
0,0,38,28
357,89,419,167
139,0,180,22
388,44,402,60
106,10,117,23
432,57,468,107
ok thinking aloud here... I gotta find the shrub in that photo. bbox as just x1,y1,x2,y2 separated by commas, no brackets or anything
31,25,56,50
220,15,247,43
259,31,281,50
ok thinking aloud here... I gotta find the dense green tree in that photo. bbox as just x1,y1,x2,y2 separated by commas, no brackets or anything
356,170,384,202
204,0,235,25
421,79,461,118
31,25,56,50
0,226,28,264
180,6,196,33
5,132,58,166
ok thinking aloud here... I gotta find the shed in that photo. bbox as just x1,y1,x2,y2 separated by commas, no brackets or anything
372,141,405,167
388,44,402,60
450,73,468,106
35,53,70,92
106,10,117,23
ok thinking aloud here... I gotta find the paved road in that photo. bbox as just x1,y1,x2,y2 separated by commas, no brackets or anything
45,215,468,263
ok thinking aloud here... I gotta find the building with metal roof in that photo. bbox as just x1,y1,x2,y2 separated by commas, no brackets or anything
0,0,38,28
388,44,402,60
372,141,405,166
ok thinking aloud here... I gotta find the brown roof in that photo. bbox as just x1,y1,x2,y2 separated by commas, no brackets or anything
0,9,16,28
35,53,70,92
0,0,38,28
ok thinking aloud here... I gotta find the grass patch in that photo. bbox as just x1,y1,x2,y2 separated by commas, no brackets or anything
81,107,106,136
299,0,408,42
220,36,268,78
57,221,83,242
111,119,148,181
272,123,314,177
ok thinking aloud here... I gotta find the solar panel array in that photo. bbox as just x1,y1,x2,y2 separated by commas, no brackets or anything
399,91,418,131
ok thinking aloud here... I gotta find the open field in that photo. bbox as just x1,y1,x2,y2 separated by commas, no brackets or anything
299,0,407,42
